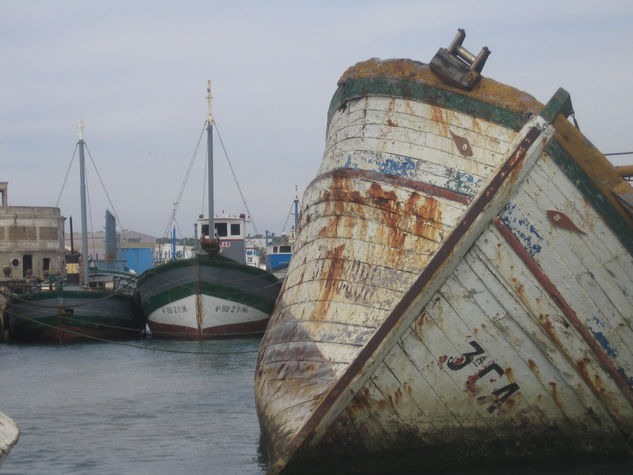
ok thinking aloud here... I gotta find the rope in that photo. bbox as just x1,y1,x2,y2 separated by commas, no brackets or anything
280,200,294,235
85,170,96,259
571,111,580,131
85,143,124,232
570,112,633,159
55,144,78,207
164,123,206,241
143,327,265,339
214,121,258,235
159,117,261,240
4,307,260,355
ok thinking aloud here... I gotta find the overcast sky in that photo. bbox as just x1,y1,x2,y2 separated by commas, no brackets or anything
2,1,632,239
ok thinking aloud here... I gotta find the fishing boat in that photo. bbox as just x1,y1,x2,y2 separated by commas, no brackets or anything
266,195,300,279
6,123,143,343
255,30,633,473
0,411,19,469
137,82,282,339
7,267,141,343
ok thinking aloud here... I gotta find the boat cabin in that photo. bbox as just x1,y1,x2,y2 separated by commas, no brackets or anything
197,214,246,264
266,233,294,279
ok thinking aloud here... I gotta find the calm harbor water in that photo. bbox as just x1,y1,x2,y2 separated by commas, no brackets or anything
1,338,267,474
2,338,632,474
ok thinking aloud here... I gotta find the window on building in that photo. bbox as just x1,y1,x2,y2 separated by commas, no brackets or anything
23,254,33,277
215,222,228,237
230,223,241,236
43,258,51,271
280,246,292,253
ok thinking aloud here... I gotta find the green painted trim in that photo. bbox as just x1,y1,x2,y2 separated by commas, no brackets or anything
143,280,277,316
14,289,134,303
546,139,633,255
89,267,136,278
327,77,531,131
539,88,573,124
138,253,279,285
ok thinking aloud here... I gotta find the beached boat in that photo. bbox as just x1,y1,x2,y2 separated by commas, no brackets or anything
255,30,633,473
0,411,19,469
6,123,143,343
137,82,281,339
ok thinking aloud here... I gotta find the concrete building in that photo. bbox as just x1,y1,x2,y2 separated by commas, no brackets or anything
0,182,65,280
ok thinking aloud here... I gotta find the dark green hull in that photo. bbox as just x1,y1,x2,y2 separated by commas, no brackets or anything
7,288,143,343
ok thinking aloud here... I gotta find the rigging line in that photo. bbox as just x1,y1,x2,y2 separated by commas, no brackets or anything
7,307,142,333
55,143,79,207
164,122,207,240
280,199,294,234
85,143,124,231
145,327,264,339
85,170,97,259
171,218,189,258
605,151,633,156
4,309,259,354
214,121,258,235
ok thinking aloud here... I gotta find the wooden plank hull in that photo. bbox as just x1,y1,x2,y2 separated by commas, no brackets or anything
138,254,281,339
255,58,633,472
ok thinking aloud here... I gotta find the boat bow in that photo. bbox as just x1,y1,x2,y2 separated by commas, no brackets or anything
256,34,633,473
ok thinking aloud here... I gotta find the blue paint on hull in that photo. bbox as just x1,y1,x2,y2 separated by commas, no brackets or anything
500,202,543,256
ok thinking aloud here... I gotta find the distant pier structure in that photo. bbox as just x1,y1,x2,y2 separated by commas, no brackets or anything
0,182,66,340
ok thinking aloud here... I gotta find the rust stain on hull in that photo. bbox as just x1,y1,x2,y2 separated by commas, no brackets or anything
494,218,633,410
313,168,472,206
256,54,633,474
314,244,346,321
262,124,545,473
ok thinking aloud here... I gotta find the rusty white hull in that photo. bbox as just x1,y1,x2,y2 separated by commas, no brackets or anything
255,56,633,472
146,292,271,337
0,411,19,469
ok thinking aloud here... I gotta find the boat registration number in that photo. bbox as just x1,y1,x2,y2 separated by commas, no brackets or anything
215,305,249,313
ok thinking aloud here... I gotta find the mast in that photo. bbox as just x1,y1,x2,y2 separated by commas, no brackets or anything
206,80,214,240
194,223,199,254
78,119,89,286
172,227,176,261
293,190,299,236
